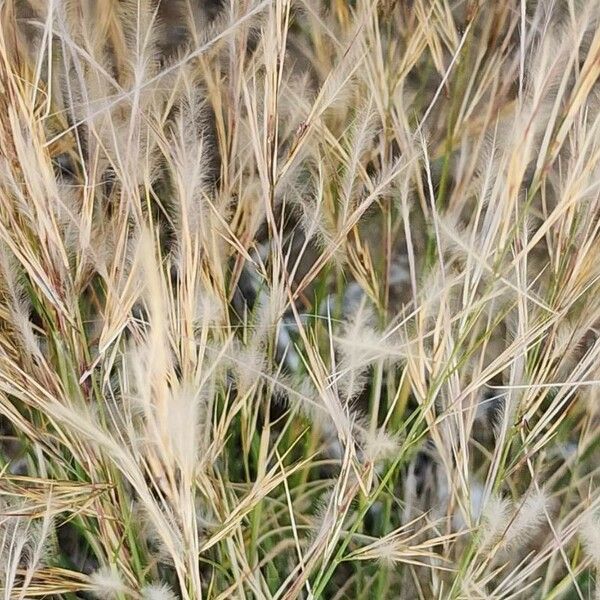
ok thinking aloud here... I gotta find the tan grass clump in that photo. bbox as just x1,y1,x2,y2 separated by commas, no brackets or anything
1,0,600,598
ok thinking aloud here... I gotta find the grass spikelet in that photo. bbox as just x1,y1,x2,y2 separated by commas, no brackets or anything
479,493,512,550
502,489,550,551
88,565,127,599
580,509,600,566
142,582,178,600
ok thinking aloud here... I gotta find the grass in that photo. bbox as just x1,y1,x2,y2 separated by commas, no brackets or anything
1,0,600,598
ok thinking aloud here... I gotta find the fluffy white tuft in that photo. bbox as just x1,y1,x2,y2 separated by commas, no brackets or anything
89,565,127,598
142,582,178,600
502,489,549,550
579,510,600,565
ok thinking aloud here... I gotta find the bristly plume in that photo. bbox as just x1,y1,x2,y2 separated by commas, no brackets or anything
89,565,127,599
142,582,178,600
